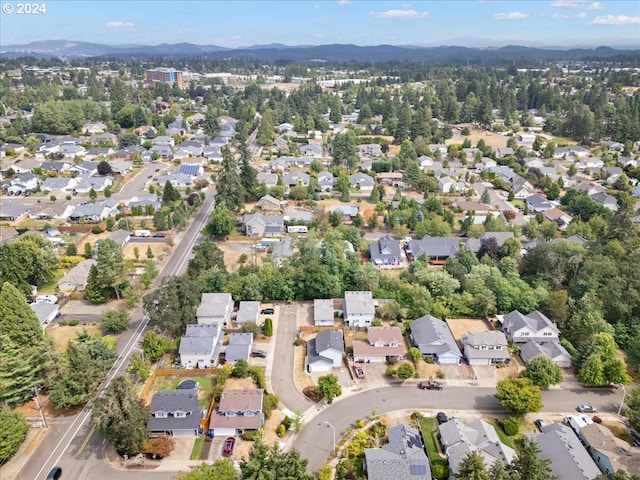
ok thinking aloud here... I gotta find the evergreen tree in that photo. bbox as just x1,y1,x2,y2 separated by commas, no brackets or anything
0,334,41,406
0,409,29,464
95,239,127,300
84,264,110,304
239,142,259,201
455,451,490,480
162,181,180,204
507,438,556,480
216,146,245,211
203,108,220,138
240,440,314,480
481,188,491,204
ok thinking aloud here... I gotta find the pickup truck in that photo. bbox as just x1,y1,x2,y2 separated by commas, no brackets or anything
418,380,443,390
353,363,365,379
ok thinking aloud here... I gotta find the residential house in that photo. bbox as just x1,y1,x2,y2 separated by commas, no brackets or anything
109,160,133,175
57,259,96,291
0,202,30,222
107,229,131,247
517,133,536,143
519,340,572,369
499,310,559,344
174,145,203,161
151,136,175,148
453,200,495,217
314,299,335,327
225,333,253,364
462,331,510,365
30,302,59,326
358,144,383,157
40,176,78,192
257,172,279,189
10,173,39,192
283,172,310,187
369,235,403,267
0,226,19,245
85,147,114,160
40,161,72,173
579,423,640,476
150,145,174,160
82,121,107,134
409,315,462,364
590,191,619,211
256,195,283,212
438,176,466,194
495,147,514,158
178,323,223,368
301,143,323,157
178,164,204,176
528,423,600,480
364,424,432,480
317,171,335,192
352,326,405,363
343,291,376,328
349,172,375,192
157,173,193,188
428,144,447,156
148,389,204,437
208,389,264,437
418,155,434,169
242,213,285,237
73,175,113,193
439,418,516,475
203,145,223,162
196,293,234,326
68,201,115,223
511,175,536,199
59,144,86,158
408,236,459,262
543,208,573,229
330,205,360,223
526,194,555,213
236,301,260,325
305,329,345,372
576,157,604,171
271,236,296,265
463,232,514,254
376,172,404,188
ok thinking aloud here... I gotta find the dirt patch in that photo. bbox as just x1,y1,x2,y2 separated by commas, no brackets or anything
293,342,316,393
224,377,256,390
415,361,446,380
15,393,66,418
342,329,368,351
123,242,171,262
446,318,492,340
445,129,508,149
48,324,102,351
217,240,265,273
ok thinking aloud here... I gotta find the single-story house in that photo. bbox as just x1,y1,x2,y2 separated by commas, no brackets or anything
225,333,253,364
208,389,264,438
579,423,640,476
408,236,459,262
519,340,572,369
0,202,31,222
30,302,59,325
41,177,78,192
409,315,462,364
314,299,334,327
57,259,96,291
350,172,375,192
306,329,345,373
352,326,404,363
364,424,431,480
236,301,260,325
256,195,283,212
256,172,279,189
462,331,510,366
107,229,131,247
148,389,203,437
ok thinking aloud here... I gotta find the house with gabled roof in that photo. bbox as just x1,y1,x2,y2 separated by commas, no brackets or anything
30,302,60,326
314,299,335,326
349,172,375,192
519,340,572,368
58,259,95,291
178,323,223,369
344,291,375,327
353,326,405,363
306,329,345,372
463,231,514,254
257,172,279,189
498,310,559,344
196,293,233,326
364,424,431,480
242,213,285,237
590,191,619,211
408,236,459,262
256,194,283,212
208,389,264,437
41,176,77,192
579,423,640,476
528,423,600,480
526,194,555,213
148,388,203,437
236,301,260,325
462,331,510,366
369,234,403,267
409,315,462,364
225,333,253,364
439,418,516,475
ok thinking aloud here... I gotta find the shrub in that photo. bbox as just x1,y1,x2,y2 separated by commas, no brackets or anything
281,416,292,430
436,369,446,379
396,362,415,380
263,317,273,337
385,365,396,377
593,416,602,424
68,319,79,326
242,430,262,441
294,338,302,346
500,417,519,436
276,424,286,438
92,225,103,234
58,320,67,326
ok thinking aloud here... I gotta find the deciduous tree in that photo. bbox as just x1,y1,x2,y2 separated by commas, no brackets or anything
317,374,342,404
143,275,200,336
495,378,542,417
520,355,563,389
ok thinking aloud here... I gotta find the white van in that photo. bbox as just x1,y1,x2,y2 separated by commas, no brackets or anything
134,230,151,237
35,294,58,304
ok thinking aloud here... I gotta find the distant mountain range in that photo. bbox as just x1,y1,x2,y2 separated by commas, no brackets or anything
2,40,639,63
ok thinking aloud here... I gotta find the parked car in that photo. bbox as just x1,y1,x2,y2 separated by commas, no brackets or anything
353,363,365,379
436,412,448,424
35,294,58,304
45,466,62,480
261,308,275,315
577,405,596,413
534,419,548,432
251,349,267,358
418,380,443,390
222,436,235,457
153,232,166,238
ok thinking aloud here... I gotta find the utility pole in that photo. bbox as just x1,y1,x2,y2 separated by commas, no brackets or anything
32,387,47,429
618,384,628,416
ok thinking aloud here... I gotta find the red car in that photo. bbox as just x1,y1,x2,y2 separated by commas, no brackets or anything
353,363,365,379
222,436,235,457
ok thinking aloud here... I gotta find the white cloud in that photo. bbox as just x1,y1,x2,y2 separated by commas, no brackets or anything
592,14,640,25
551,12,587,19
493,12,530,20
587,2,605,9
551,0,586,8
337,0,351,5
230,35,242,41
314,4,320,9
105,21,135,30
369,9,431,19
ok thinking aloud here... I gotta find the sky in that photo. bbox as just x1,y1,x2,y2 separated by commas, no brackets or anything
1,0,639,48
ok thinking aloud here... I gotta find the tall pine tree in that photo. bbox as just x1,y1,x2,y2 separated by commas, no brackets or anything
216,146,245,211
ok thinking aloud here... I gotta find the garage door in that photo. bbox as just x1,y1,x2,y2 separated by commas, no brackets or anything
212,427,236,438
172,429,198,437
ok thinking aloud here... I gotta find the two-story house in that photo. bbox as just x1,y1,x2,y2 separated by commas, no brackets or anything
343,291,376,327
306,329,345,373
352,326,405,363
148,388,204,437
196,293,234,326
178,323,223,369
208,389,264,437
314,299,335,327
462,331,511,366
369,235,403,267
499,310,559,344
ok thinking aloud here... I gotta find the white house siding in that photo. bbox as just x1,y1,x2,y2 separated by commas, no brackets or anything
180,354,213,369
436,352,462,365
345,313,374,328
307,360,333,373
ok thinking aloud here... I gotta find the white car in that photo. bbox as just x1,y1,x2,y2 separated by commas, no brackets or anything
35,294,58,304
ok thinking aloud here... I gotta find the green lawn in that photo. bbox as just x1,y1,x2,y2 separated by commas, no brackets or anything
484,418,516,448
153,376,215,407
38,269,66,293
418,416,450,480
190,435,205,460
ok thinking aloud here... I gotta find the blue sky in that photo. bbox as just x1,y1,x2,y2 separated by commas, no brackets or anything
1,1,639,48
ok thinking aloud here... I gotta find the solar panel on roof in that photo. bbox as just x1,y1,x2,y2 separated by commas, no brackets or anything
410,464,427,475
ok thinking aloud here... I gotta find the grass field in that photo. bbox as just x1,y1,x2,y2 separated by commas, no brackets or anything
418,416,449,480
152,376,215,407
49,324,101,351
190,435,205,460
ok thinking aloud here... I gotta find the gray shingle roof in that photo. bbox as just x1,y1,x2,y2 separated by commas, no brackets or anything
364,424,431,480
410,315,462,359
409,236,459,260
369,234,402,262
